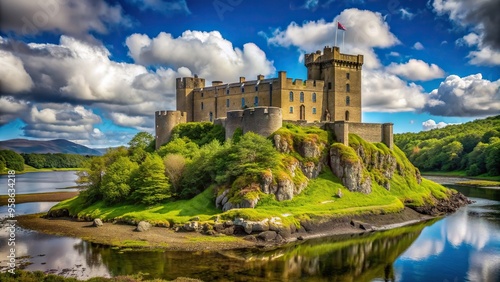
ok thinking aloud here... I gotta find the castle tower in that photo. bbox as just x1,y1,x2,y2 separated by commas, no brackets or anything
176,75,205,122
155,111,187,150
304,46,363,123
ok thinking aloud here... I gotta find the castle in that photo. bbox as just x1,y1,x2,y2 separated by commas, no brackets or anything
155,46,393,149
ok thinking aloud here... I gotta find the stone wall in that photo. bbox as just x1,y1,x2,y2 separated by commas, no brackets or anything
325,122,393,149
155,111,187,149
225,107,282,140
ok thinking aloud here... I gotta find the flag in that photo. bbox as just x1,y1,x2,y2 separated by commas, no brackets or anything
337,22,346,31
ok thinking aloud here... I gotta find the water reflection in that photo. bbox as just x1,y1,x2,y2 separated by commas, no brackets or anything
0,202,58,218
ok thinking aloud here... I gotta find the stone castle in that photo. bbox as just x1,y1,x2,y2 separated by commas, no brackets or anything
155,46,393,149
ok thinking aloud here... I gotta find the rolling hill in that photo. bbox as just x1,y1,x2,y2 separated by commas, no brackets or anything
0,139,102,155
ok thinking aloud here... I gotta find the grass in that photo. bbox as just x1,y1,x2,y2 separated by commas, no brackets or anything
455,180,500,187
188,235,239,243
0,191,78,205
421,171,500,181
111,240,151,248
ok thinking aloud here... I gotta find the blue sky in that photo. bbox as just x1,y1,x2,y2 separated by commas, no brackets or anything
0,0,499,147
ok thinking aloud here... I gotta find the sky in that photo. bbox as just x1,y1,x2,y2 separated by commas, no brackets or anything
0,0,499,148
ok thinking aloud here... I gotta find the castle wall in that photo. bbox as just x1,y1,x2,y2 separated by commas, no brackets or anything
155,111,187,150
325,122,393,149
225,110,244,139
242,107,282,137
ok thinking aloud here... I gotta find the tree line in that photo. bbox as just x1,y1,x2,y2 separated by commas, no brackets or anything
0,150,92,172
395,115,500,176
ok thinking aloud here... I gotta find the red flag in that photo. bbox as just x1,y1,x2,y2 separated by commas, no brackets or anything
338,22,346,30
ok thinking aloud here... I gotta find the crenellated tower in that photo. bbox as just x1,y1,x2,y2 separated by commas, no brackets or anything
176,75,205,122
304,46,363,123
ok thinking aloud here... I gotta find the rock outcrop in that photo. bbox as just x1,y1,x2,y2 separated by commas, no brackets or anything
330,144,371,193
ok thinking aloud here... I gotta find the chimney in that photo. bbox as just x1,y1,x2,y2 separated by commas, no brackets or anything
257,74,264,80
239,76,245,83
212,81,223,86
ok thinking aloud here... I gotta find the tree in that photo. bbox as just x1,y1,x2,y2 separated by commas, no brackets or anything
0,155,5,172
128,132,154,151
163,154,186,195
101,157,139,204
130,154,170,205
157,137,199,159
0,150,24,171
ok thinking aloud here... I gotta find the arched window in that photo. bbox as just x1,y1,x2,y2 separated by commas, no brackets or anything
345,111,350,121
201,92,204,98
226,88,229,95
289,106,294,113
201,102,204,110
300,92,304,103
289,91,294,102
241,98,245,108
312,92,317,103
346,96,350,106
254,96,259,106
226,99,230,108
241,86,245,93
346,84,350,92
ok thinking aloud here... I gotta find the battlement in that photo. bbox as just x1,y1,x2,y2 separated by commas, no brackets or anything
176,76,206,89
224,107,282,139
305,46,363,67
156,110,186,117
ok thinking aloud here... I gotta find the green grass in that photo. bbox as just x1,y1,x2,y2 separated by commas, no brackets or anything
455,180,500,187
422,171,500,181
112,240,150,248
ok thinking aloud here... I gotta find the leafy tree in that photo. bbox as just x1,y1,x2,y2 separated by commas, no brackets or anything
485,141,500,176
0,155,5,172
130,154,170,205
163,154,187,194
0,150,24,171
157,137,199,159
101,157,139,204
128,132,154,151
171,122,225,146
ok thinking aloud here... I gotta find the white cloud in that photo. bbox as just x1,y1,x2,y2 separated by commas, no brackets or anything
432,0,500,65
126,30,276,83
413,42,424,50
362,70,427,112
388,51,400,57
386,59,445,81
0,50,33,93
127,0,190,15
0,96,29,125
424,74,500,116
264,8,400,69
399,8,415,20
422,119,450,131
0,0,130,40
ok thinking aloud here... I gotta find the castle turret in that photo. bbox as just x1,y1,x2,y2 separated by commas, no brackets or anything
176,76,205,122
155,110,187,149
242,107,282,137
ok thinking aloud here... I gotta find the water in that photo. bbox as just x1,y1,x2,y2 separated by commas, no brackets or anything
0,171,79,194
0,173,499,281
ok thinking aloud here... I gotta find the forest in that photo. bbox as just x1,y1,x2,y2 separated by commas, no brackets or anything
394,115,500,176
0,150,91,172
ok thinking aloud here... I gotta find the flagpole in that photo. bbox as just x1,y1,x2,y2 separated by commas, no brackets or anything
335,21,338,47
342,30,345,50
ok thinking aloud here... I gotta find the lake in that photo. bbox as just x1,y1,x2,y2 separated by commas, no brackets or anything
0,172,499,281
0,171,79,195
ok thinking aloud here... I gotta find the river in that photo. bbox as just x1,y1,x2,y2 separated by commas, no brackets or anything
0,172,499,281
0,171,79,194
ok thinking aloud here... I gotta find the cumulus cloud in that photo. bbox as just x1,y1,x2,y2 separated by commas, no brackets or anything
432,0,500,65
127,0,190,15
126,30,275,83
0,0,131,41
413,42,424,50
386,59,445,81
362,70,427,112
424,74,500,117
264,8,400,69
0,35,185,143
422,119,450,131
457,33,500,66
0,50,33,93
23,104,101,140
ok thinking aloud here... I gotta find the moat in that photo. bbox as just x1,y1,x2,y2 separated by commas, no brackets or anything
1,172,499,281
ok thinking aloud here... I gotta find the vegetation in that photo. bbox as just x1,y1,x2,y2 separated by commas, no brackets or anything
395,115,500,177
0,149,25,171
21,153,90,169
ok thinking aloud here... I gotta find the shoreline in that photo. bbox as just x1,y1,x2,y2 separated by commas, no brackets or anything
15,207,434,252
0,191,78,205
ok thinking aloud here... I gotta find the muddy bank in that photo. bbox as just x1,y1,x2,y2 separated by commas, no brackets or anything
16,207,435,252
0,191,78,205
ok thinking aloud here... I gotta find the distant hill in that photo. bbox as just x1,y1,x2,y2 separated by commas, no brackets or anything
0,139,102,155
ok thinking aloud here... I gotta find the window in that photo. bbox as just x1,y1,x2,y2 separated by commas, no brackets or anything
255,85,258,91
346,96,350,106
328,82,332,89
226,88,229,95
312,92,317,103
345,111,350,121
226,98,230,108
346,84,350,92
289,91,294,102
201,102,204,110
346,73,350,80
201,92,204,98
312,107,317,114
241,98,245,108
254,96,259,106
209,112,213,122
241,86,245,93
300,92,304,103
289,106,294,113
